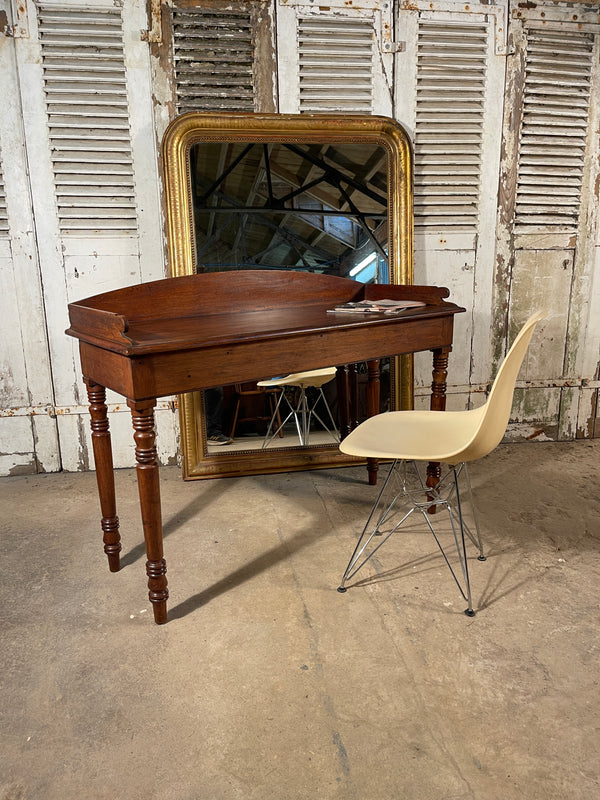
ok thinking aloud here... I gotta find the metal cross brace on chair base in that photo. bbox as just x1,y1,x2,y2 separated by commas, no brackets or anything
262,384,339,448
337,459,486,616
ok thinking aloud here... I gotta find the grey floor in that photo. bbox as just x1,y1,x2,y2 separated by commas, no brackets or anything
1,440,599,800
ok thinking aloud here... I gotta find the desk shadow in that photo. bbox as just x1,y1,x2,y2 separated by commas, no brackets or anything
167,524,324,621
312,464,391,486
120,466,372,570
119,479,233,569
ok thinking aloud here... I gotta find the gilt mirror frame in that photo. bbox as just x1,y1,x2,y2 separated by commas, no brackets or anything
161,112,414,479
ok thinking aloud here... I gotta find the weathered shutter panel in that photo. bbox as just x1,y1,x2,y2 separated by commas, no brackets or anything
414,19,488,232
513,27,595,234
0,160,8,236
173,8,255,113
36,4,136,236
297,16,374,113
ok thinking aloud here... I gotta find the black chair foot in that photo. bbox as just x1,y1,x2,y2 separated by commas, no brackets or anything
337,586,347,593
477,555,487,562
464,608,476,617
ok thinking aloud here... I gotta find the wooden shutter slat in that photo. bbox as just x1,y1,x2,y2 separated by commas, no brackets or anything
173,8,255,114
0,162,8,236
298,16,374,113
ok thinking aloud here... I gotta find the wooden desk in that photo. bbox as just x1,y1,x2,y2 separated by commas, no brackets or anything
66,270,464,624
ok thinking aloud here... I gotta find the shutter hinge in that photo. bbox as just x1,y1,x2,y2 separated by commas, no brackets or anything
383,41,405,53
141,0,162,43
7,0,29,38
494,4,508,56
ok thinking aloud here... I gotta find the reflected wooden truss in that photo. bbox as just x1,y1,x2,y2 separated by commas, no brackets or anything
191,140,389,274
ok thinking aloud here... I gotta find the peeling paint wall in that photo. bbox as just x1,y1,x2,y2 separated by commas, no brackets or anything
0,0,176,476
492,2,600,441
0,0,598,477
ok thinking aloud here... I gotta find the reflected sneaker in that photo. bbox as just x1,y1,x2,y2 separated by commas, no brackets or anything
208,433,233,445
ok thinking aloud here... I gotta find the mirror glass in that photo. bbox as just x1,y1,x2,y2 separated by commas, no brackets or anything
191,141,388,275
161,113,413,479
190,140,391,456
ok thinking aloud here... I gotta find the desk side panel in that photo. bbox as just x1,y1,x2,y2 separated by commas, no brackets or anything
79,343,137,398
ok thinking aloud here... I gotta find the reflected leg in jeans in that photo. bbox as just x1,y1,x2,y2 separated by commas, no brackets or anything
205,386,232,445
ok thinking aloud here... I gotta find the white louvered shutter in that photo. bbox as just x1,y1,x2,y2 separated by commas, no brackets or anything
36,5,136,236
173,7,255,113
513,27,595,235
495,10,600,442
0,0,59,476
413,19,489,232
277,1,393,116
12,0,168,472
395,2,507,401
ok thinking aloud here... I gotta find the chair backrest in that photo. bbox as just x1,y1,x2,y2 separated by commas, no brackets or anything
459,311,547,462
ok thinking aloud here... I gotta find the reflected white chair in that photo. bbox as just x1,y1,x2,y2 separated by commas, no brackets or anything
257,368,339,447
337,311,546,616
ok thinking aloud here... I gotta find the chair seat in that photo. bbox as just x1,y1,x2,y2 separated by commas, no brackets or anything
339,406,486,463
256,367,338,447
257,367,337,390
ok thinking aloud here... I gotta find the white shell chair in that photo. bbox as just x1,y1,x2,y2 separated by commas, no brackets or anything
257,368,339,448
337,311,547,616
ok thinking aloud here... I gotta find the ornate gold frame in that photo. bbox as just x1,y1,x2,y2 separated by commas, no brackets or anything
161,112,414,479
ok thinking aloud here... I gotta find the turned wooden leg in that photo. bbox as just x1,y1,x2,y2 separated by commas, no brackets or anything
348,363,359,430
336,365,351,440
85,379,121,572
427,347,451,508
128,399,168,624
366,359,381,486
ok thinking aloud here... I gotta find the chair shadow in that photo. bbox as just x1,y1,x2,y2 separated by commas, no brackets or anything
342,532,537,614
346,549,444,589
475,542,534,611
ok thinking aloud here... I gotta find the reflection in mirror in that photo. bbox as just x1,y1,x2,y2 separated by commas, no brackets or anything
191,141,388,279
189,141,391,454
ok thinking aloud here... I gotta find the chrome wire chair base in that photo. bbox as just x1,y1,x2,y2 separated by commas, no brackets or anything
262,385,339,448
337,460,486,616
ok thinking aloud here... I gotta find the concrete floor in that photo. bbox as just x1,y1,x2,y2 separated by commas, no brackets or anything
1,440,599,800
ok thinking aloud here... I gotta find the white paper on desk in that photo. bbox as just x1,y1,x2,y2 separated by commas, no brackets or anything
327,299,427,314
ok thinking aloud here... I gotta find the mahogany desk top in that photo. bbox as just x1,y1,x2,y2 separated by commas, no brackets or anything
66,270,464,624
